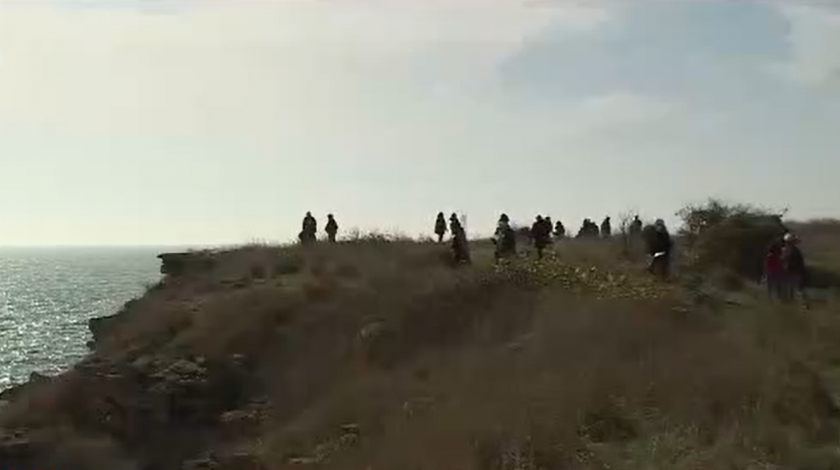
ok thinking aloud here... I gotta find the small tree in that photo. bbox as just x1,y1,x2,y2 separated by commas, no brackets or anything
676,198,788,280
617,210,635,259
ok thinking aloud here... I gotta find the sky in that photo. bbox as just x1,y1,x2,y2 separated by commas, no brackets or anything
0,0,839,245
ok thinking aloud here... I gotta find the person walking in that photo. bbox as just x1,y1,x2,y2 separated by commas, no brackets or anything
781,233,808,306
493,213,517,263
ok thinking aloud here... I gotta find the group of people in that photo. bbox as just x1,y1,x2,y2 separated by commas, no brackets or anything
431,211,674,273
296,210,813,303
435,212,471,263
764,232,808,303
298,212,340,245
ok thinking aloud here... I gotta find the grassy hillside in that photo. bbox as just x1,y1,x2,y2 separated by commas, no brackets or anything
2,224,840,470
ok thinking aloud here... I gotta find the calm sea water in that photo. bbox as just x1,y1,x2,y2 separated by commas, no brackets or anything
0,247,168,392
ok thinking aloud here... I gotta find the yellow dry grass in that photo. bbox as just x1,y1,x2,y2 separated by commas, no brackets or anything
3,228,840,470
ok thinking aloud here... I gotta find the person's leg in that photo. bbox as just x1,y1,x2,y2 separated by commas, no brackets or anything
767,273,778,299
780,273,793,302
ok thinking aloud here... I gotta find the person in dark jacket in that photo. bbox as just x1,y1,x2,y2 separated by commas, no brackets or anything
531,215,552,259
554,220,566,239
325,214,339,243
782,232,807,304
764,239,785,300
493,213,516,263
434,212,448,243
449,213,470,264
543,217,554,244
629,215,642,238
600,216,612,238
300,211,317,245
577,219,591,238
646,219,673,278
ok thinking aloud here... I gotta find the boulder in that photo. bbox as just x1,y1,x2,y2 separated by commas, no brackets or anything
89,313,123,343
158,252,217,278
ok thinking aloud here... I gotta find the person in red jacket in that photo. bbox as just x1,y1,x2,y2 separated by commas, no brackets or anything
764,239,784,300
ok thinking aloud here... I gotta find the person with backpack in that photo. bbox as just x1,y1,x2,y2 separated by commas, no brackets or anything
493,213,517,263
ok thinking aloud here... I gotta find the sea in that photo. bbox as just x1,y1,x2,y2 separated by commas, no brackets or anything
0,247,172,392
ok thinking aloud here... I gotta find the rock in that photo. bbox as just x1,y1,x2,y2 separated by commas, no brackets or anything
223,452,265,470
0,383,24,402
218,409,262,437
0,373,52,403
340,423,360,436
158,252,217,278
131,355,156,372
89,313,123,343
359,321,385,340
29,371,50,383
182,457,220,470
0,429,51,467
183,453,264,470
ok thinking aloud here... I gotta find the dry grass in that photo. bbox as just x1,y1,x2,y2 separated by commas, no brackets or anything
3,229,840,470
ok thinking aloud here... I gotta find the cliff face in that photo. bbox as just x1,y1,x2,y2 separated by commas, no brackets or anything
2,238,840,470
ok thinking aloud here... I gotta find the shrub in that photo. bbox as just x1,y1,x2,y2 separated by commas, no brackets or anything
676,199,787,280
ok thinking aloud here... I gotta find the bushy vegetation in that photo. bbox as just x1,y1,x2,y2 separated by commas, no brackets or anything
676,198,788,280
6,212,840,470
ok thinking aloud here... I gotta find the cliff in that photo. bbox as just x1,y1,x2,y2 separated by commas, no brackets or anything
2,236,840,470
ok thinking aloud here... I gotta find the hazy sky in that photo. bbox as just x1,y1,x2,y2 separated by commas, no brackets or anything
1,0,839,245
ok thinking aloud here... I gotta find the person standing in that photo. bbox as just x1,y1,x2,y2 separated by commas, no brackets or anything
764,239,785,300
449,213,470,264
325,214,339,243
782,233,808,305
434,212,448,243
600,216,612,238
531,215,551,259
554,220,566,239
646,219,673,279
300,212,317,245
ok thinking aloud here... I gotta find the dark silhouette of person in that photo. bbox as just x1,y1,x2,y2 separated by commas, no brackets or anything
782,232,808,305
600,216,612,238
578,218,595,238
629,215,643,237
325,214,339,243
543,217,554,244
588,219,599,237
449,213,470,264
300,211,317,245
493,213,516,263
531,215,551,259
434,212,448,243
646,219,673,279
554,220,566,239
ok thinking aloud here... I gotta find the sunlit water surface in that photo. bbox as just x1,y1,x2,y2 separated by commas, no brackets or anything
0,247,166,392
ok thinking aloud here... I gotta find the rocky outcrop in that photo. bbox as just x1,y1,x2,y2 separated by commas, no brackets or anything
0,372,51,403
158,251,217,278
